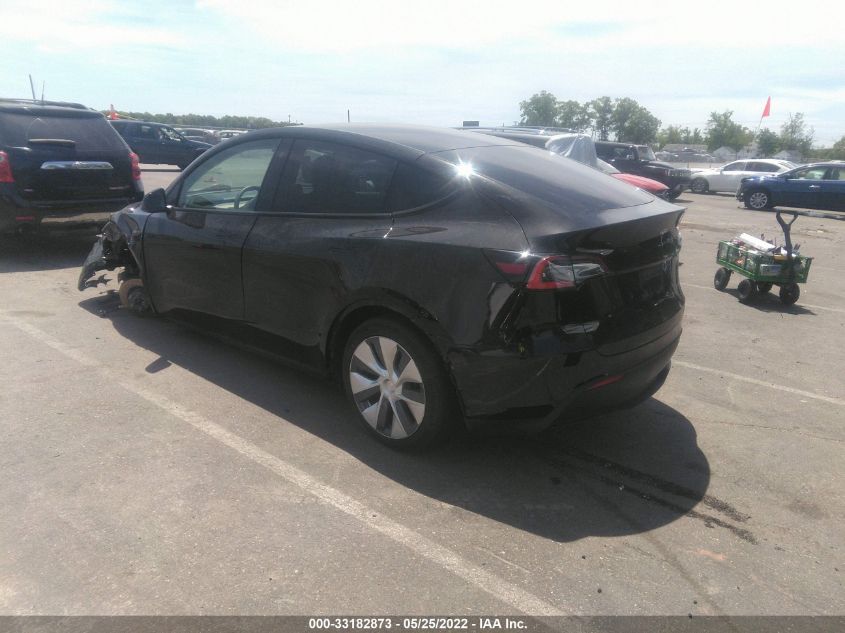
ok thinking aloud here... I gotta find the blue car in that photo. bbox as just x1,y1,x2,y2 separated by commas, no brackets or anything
737,161,845,211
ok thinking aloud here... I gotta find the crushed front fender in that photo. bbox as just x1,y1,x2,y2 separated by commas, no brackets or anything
77,237,108,291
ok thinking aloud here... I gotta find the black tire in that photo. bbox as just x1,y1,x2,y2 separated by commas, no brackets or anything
714,267,731,290
665,190,682,201
341,317,458,450
744,189,772,210
756,282,773,294
779,283,800,305
690,178,709,194
737,279,755,303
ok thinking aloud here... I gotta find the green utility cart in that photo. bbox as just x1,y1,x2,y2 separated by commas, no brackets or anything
713,211,812,305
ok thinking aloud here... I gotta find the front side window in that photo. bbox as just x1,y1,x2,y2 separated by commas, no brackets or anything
177,138,279,211
278,140,396,214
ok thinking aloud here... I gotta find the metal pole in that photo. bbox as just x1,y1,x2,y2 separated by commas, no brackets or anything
29,75,36,100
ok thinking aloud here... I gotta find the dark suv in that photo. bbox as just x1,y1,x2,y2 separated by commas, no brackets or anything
79,125,684,450
595,141,691,200
110,120,212,170
0,99,144,234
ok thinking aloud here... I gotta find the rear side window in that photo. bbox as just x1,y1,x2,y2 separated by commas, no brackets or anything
278,140,396,214
748,162,779,172
387,162,454,211
723,162,745,171
0,112,127,151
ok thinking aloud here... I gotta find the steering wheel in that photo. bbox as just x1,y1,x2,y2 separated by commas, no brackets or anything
233,185,261,210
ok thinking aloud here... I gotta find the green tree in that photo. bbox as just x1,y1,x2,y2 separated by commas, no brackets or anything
610,97,660,143
587,96,614,141
705,110,753,152
779,112,814,157
756,128,780,157
556,100,591,131
519,91,560,127
657,125,683,148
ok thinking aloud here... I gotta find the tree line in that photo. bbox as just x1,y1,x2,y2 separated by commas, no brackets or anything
102,110,299,130
518,91,840,159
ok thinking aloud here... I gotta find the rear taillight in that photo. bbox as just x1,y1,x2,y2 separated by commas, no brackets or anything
526,256,606,290
0,151,14,183
129,152,141,181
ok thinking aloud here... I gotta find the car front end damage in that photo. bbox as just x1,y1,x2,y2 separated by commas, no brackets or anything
78,207,152,313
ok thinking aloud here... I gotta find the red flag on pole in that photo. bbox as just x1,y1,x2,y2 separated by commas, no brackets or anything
108,104,118,120
761,96,771,118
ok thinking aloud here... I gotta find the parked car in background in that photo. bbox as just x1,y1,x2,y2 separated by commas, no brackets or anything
737,161,845,211
595,141,691,199
655,151,679,162
217,129,245,140
690,159,796,194
0,98,143,234
110,120,212,170
176,128,220,144
597,159,670,198
79,124,685,450
672,148,716,163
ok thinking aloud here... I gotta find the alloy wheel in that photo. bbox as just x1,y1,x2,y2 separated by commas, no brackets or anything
748,191,769,210
348,336,426,439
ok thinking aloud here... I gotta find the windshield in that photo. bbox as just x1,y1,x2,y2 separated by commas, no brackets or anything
637,145,657,161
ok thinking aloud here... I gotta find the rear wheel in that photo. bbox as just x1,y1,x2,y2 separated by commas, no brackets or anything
690,178,709,194
714,267,731,290
744,189,772,210
779,283,800,305
342,318,457,450
737,279,755,302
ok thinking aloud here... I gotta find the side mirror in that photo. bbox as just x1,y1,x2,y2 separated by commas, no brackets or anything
140,188,167,213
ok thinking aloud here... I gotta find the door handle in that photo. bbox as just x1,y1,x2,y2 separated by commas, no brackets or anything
808,185,821,190
192,243,221,250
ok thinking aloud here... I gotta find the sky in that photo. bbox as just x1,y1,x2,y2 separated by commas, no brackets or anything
1,0,843,145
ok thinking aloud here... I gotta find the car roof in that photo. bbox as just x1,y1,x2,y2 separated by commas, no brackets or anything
0,98,92,112
238,123,526,160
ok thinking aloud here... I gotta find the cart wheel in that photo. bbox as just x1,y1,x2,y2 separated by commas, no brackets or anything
756,282,773,294
737,279,755,303
779,283,800,306
714,267,731,291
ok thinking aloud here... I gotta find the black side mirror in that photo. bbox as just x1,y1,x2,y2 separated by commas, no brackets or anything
141,188,167,213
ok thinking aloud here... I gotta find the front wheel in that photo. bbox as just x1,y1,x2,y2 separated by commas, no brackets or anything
714,267,731,290
690,178,709,194
665,189,682,201
342,318,457,450
744,189,772,210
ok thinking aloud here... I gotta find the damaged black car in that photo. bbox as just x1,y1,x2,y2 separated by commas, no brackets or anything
79,124,685,449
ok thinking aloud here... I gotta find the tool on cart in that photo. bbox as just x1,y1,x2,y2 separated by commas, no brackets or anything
713,210,812,306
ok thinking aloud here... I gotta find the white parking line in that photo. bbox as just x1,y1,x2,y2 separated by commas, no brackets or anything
682,282,845,314
0,312,566,616
673,360,844,407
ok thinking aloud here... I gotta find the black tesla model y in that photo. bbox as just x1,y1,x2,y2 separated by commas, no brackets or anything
79,124,684,449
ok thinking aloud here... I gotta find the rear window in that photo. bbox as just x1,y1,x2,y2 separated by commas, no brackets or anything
0,112,127,151
437,145,653,213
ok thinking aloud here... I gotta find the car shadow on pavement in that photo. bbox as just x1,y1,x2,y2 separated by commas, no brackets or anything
0,230,98,274
76,293,746,545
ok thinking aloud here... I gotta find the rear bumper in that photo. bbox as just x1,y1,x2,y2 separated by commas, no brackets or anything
452,317,682,433
0,189,142,233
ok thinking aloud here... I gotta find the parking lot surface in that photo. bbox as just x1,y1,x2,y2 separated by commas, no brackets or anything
0,170,843,616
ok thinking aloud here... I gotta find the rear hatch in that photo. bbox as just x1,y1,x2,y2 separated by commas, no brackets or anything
447,145,684,356
0,107,135,204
